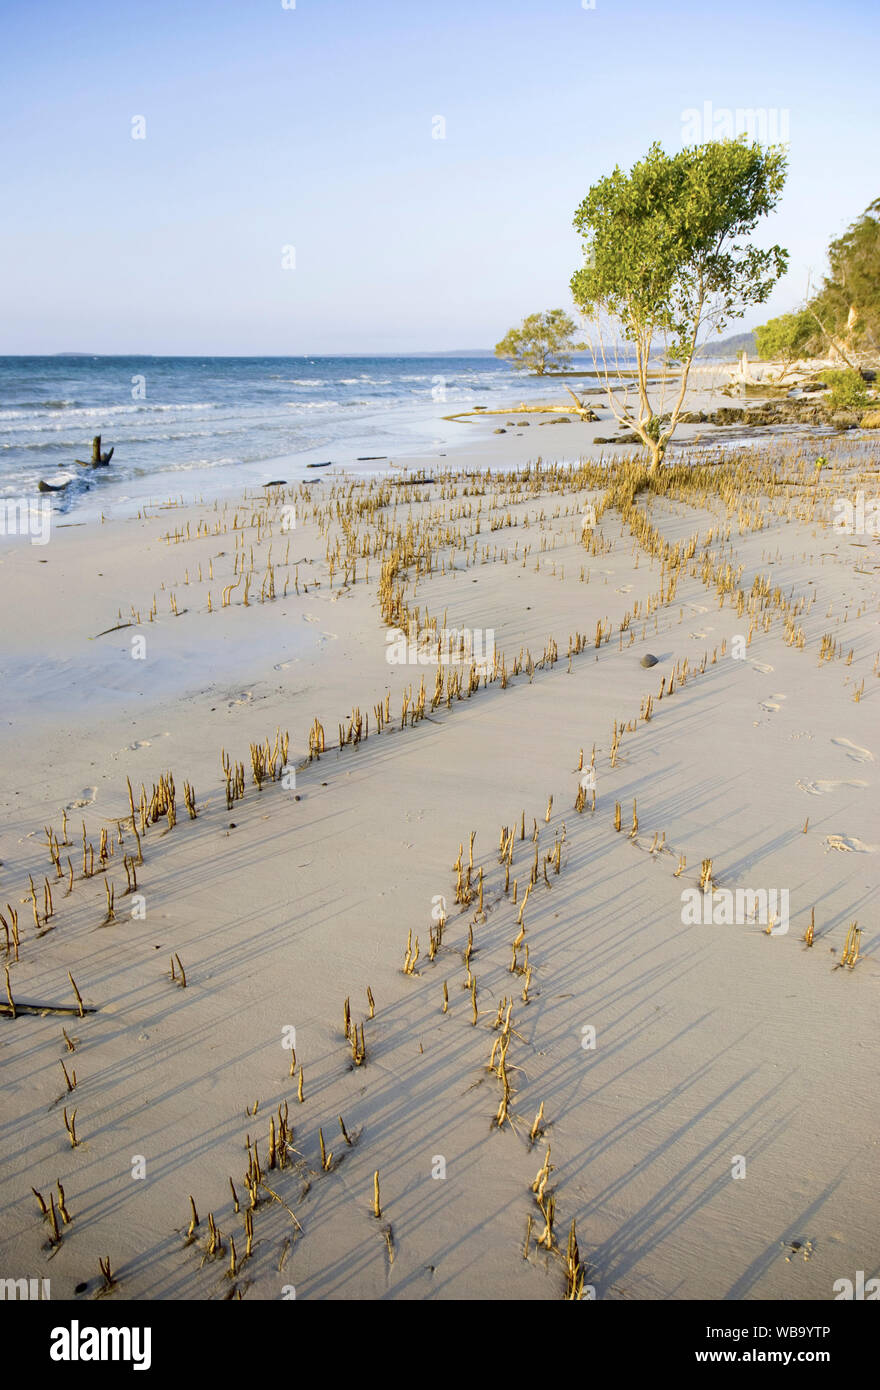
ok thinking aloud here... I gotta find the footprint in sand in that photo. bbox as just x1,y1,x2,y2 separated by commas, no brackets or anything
274,661,293,671
831,737,875,763
760,695,786,712
824,834,880,853
615,584,634,594
689,629,711,639
68,787,97,809
749,660,774,674
302,613,320,624
127,740,152,750
797,778,868,796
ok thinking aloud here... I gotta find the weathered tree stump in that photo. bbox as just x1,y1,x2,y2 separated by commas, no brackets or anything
76,435,114,468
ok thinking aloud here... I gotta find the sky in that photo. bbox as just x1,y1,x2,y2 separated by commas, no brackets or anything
1,0,878,355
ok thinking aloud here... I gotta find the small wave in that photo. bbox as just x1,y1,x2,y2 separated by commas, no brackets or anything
0,399,81,414
1,439,84,451
162,456,241,473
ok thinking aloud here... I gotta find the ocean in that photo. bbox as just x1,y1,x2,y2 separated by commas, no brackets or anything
0,355,588,513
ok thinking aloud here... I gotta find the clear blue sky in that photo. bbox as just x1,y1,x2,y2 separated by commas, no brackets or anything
1,0,877,354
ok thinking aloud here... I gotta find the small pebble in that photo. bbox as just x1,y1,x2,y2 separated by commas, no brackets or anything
640,653,659,668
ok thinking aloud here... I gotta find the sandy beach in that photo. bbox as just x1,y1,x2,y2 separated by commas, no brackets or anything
1,422,878,1302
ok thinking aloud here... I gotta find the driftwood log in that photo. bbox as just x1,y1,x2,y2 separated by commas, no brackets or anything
76,435,114,468
1,1001,97,1018
563,387,600,421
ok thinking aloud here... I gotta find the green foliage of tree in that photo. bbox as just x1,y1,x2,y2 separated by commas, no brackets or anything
494,309,585,374
570,138,788,470
810,198,880,354
821,368,870,411
754,310,817,370
755,197,880,364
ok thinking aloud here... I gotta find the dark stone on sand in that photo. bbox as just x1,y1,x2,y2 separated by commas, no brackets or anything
493,428,507,433
640,653,659,667
263,480,287,486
